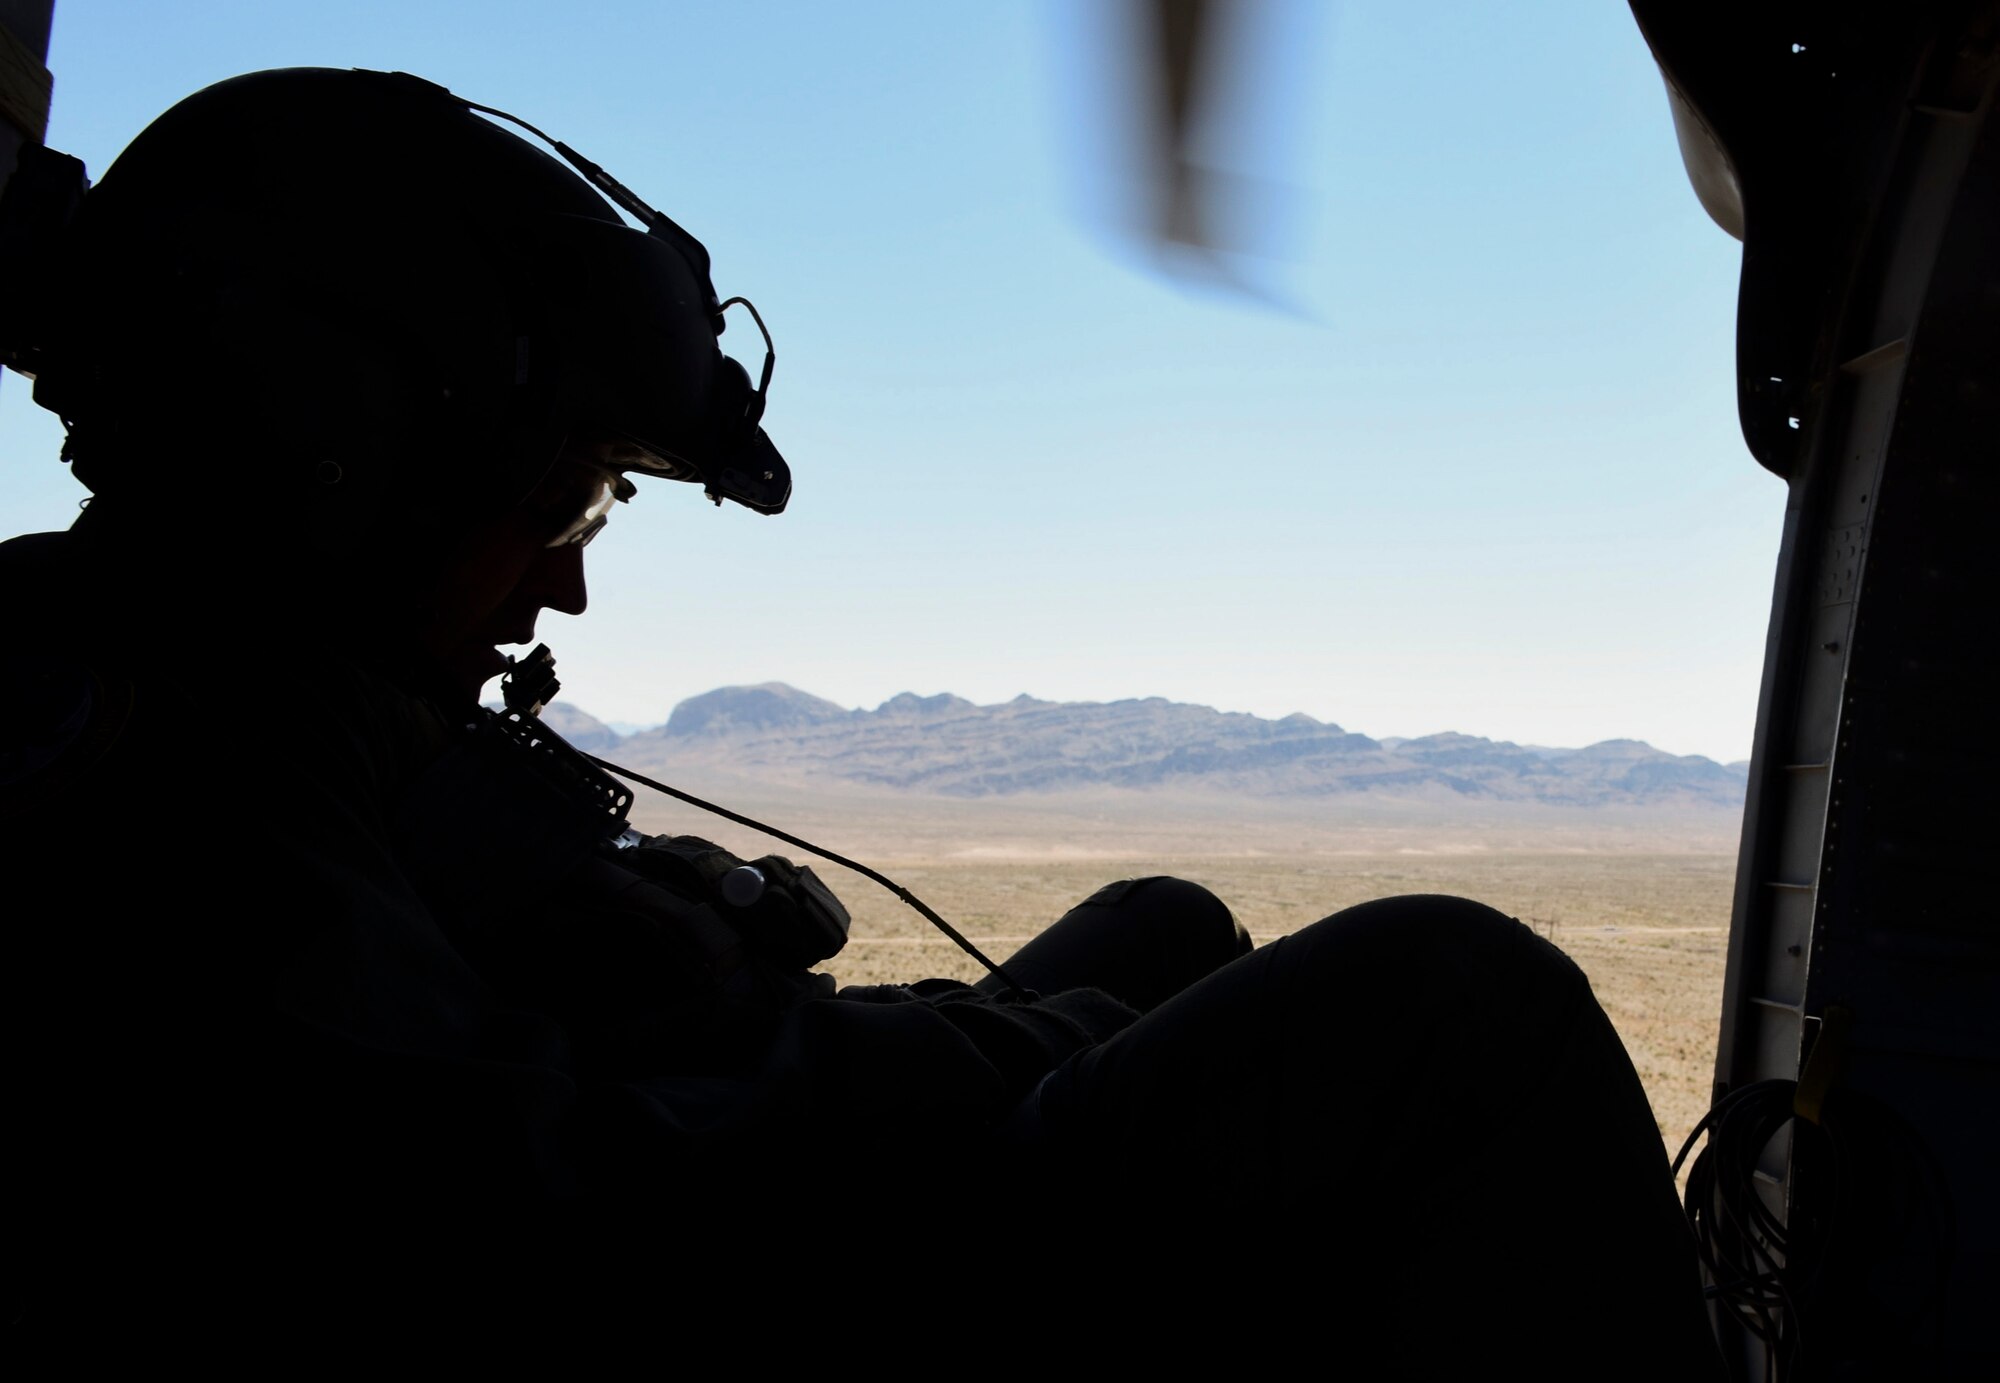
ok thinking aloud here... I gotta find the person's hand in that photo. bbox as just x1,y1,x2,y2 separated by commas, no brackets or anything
624,835,850,970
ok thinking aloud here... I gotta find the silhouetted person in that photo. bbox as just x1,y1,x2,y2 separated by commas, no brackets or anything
1,70,1719,1374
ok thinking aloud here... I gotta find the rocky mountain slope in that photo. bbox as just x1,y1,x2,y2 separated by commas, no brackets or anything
544,683,1747,807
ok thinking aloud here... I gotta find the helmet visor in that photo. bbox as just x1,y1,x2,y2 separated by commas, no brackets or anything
528,451,638,548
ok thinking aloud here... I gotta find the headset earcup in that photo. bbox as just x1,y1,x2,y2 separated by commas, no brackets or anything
713,353,757,446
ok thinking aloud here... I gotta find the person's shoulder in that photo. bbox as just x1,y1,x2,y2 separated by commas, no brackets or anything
0,529,71,555
0,528,108,643
0,565,138,822
0,527,80,587
0,528,176,821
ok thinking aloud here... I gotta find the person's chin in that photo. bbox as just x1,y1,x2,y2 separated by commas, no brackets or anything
445,644,513,705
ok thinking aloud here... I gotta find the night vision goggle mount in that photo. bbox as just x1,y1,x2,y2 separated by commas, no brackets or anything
380,71,790,516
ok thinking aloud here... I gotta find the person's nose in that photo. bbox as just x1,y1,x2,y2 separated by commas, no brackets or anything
527,541,589,618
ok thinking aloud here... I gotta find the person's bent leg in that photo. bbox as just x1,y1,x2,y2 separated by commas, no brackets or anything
1032,895,1722,1379
974,876,1252,1012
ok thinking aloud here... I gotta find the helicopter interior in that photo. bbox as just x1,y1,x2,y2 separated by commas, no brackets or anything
2,1,1995,1376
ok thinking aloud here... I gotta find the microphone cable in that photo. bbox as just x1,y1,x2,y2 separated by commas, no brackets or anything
587,752,1029,1001
498,646,1027,998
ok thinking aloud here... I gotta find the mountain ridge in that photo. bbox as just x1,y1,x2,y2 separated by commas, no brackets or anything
528,683,1747,808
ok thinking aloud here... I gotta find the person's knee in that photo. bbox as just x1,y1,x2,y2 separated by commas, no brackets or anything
1088,875,1251,962
1268,893,1586,1026
1044,875,1252,1010
1319,891,1518,939
1311,892,1563,968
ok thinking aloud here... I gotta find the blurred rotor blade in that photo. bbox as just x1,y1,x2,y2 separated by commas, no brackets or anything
1148,0,1217,248
1054,0,1323,299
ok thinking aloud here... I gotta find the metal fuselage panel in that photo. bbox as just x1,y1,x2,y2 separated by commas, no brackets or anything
1673,5,2000,1370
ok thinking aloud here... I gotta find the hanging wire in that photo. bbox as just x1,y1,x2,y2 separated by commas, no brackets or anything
588,752,1029,1001
1671,1076,1952,1381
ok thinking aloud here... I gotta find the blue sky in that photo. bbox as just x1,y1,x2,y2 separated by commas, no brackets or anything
0,2,1780,761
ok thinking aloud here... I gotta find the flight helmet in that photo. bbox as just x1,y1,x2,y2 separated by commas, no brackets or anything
12,67,790,545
